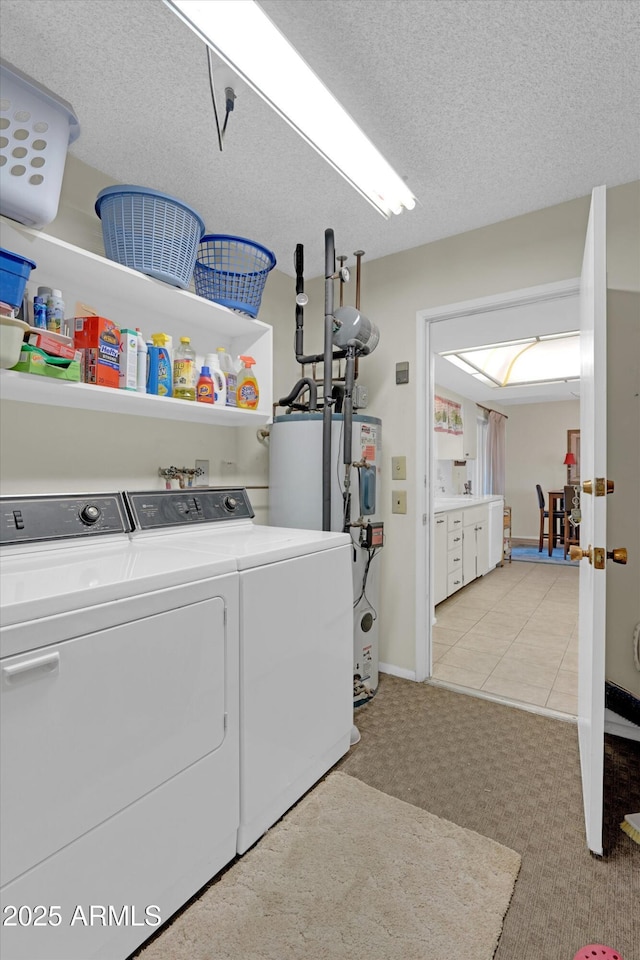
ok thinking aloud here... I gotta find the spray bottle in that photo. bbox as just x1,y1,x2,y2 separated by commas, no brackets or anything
147,333,172,396
236,355,259,409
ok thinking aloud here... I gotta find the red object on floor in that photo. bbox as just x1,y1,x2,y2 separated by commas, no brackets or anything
573,947,624,960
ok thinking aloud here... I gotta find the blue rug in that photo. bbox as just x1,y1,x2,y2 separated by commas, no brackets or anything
511,545,577,565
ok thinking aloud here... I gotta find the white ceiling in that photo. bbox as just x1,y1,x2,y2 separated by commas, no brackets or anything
1,0,639,281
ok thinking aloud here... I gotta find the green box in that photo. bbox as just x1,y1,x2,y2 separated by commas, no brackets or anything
12,344,81,382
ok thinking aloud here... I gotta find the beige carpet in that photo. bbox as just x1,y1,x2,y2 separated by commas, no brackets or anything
136,771,521,960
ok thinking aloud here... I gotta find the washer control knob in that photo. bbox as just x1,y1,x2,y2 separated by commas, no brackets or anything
223,496,239,512
79,504,101,525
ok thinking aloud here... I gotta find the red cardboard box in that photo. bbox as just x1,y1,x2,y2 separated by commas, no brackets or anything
74,316,120,388
28,332,80,361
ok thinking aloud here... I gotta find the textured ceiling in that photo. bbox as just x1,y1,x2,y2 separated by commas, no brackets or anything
1,0,639,278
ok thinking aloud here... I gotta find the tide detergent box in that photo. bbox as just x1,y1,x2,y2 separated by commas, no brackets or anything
74,316,120,388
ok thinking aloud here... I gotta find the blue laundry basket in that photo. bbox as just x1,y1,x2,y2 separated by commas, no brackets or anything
194,235,276,318
95,185,205,288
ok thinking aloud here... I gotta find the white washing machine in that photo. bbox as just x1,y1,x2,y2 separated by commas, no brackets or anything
0,493,239,960
125,487,354,854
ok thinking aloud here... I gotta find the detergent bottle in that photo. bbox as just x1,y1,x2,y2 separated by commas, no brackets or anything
236,355,259,409
147,333,172,396
205,351,227,407
196,366,214,404
217,346,238,406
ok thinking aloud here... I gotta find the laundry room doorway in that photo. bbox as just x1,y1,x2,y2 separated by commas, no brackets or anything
415,184,610,856
419,280,580,716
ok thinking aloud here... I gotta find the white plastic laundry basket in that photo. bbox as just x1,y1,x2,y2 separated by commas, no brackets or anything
0,59,80,228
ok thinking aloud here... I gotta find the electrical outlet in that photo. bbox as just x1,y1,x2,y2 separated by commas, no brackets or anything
392,490,407,514
392,456,406,480
195,459,209,486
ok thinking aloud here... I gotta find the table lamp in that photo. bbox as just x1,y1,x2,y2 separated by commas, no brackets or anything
564,451,576,480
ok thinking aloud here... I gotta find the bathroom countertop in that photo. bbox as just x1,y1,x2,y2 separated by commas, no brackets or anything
434,495,504,513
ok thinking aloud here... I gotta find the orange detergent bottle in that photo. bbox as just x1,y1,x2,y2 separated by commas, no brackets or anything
236,355,259,409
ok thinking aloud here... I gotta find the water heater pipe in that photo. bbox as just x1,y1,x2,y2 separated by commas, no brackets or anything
294,243,308,362
322,229,335,531
293,242,351,368
276,378,318,411
341,344,357,532
353,250,364,381
354,250,364,310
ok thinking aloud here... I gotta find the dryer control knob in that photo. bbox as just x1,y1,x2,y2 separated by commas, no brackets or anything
223,496,239,512
79,504,101,525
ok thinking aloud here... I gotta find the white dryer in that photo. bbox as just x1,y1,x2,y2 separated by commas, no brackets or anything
125,487,354,854
0,493,239,960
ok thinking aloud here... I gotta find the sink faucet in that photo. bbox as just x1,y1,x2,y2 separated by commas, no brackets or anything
464,481,472,495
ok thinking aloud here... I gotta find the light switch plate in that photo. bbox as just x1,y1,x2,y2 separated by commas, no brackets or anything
392,456,406,480
396,362,409,384
392,490,407,514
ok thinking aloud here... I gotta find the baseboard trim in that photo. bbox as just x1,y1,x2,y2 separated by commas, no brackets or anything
605,708,640,742
379,662,417,682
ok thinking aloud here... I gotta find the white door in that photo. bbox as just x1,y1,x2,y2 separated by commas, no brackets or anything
577,184,607,855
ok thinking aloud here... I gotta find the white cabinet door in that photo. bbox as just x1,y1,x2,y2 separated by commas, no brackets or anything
433,515,448,605
462,506,490,583
462,517,477,585
475,518,490,577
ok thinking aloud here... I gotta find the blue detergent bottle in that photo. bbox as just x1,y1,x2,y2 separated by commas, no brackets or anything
147,333,172,396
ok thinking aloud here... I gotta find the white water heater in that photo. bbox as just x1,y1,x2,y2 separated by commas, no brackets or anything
269,413,382,706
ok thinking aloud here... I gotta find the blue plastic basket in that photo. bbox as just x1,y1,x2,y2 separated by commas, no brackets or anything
95,185,205,289
0,247,37,308
194,235,276,318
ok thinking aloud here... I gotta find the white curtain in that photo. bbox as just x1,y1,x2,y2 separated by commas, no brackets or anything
476,412,489,494
486,410,506,495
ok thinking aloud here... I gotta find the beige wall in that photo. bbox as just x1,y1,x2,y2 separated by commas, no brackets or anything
296,181,639,687
1,162,638,695
1,155,291,525
505,401,580,541
606,290,640,697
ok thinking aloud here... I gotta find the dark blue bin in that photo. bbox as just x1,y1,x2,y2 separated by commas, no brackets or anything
0,247,36,309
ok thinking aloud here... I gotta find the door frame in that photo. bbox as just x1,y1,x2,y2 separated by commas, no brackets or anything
414,278,580,682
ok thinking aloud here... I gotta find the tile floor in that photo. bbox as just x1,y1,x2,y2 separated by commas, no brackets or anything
432,557,579,715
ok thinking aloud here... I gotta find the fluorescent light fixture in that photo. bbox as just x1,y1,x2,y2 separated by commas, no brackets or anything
164,0,416,218
441,332,580,387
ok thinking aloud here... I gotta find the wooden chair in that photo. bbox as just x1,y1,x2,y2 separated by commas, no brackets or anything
536,484,564,553
563,484,581,559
